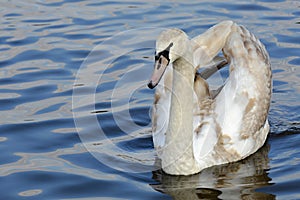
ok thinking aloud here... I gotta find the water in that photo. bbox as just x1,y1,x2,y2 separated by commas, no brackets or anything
0,0,299,199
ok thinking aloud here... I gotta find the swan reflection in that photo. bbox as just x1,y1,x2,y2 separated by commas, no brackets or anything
151,143,275,199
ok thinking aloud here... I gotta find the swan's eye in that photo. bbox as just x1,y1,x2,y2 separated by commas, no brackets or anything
155,54,159,61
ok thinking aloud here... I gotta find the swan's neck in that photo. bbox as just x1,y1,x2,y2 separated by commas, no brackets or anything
162,56,200,175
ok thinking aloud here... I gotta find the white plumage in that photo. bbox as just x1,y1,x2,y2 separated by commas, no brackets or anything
148,21,272,175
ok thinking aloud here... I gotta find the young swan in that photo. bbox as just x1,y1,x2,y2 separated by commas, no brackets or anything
148,21,272,175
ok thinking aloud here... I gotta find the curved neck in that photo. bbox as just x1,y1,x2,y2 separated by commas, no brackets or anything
162,54,200,175
168,58,194,137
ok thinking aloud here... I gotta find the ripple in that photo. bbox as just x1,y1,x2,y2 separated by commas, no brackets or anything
0,0,299,199
0,137,7,142
18,189,42,197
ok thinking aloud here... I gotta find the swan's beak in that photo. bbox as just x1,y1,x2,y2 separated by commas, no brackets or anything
148,55,169,89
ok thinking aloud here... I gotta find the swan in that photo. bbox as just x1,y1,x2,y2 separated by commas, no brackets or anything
147,21,272,175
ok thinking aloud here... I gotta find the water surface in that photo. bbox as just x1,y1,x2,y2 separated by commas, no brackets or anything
0,0,299,199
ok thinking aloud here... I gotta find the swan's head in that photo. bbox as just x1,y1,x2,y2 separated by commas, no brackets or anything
148,29,189,89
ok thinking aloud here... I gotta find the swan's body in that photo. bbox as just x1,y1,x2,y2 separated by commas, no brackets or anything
148,21,272,175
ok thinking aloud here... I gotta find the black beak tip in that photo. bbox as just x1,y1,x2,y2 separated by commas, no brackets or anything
147,81,156,89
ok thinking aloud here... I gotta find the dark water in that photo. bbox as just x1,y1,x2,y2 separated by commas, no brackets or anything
1,0,300,199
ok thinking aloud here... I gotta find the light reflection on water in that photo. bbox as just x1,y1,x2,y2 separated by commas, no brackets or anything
0,0,299,199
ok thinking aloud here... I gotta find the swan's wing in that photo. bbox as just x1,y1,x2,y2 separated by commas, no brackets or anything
214,24,272,157
193,21,271,166
193,98,219,166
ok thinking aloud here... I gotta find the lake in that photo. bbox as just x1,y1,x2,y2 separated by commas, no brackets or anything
0,0,299,199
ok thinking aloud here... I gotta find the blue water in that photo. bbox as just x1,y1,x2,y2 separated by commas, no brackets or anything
1,0,300,199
